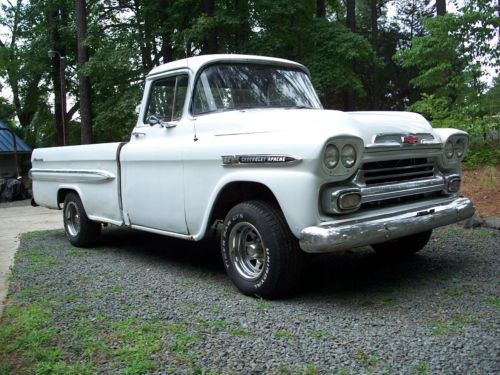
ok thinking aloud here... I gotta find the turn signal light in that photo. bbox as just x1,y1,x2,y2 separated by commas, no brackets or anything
338,191,362,211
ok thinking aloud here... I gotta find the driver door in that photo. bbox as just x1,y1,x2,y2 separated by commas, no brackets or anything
121,73,190,234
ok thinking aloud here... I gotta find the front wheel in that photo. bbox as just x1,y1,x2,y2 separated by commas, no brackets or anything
221,200,303,298
371,230,432,256
63,192,101,247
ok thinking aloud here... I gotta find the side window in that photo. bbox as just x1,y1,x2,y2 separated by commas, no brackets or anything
144,75,188,124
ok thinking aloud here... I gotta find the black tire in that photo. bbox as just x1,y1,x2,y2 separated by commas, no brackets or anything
371,230,432,256
63,192,101,247
221,200,303,299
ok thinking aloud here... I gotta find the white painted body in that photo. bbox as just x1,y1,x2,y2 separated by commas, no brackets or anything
31,54,469,247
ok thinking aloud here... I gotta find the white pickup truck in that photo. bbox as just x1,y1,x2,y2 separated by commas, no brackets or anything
31,54,474,297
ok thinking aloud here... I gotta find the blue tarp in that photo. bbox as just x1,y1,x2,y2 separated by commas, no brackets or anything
0,121,31,153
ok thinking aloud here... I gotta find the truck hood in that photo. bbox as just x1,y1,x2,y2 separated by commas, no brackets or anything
196,108,435,146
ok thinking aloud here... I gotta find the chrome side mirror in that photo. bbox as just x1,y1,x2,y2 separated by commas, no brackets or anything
147,115,177,128
147,115,160,126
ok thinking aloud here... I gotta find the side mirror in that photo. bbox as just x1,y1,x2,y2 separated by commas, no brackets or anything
147,115,160,126
163,121,177,129
147,115,177,128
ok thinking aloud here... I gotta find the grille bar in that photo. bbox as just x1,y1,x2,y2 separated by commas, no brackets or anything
363,162,434,174
362,158,435,186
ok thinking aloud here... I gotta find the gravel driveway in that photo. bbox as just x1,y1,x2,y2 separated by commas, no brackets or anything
1,225,499,374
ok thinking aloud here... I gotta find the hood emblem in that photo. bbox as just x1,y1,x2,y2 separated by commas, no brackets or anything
403,135,420,144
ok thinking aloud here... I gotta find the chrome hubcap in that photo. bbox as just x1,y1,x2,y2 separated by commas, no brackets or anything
228,222,266,280
65,202,81,237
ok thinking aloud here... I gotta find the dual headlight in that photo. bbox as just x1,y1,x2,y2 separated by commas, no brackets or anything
444,135,468,161
324,144,357,169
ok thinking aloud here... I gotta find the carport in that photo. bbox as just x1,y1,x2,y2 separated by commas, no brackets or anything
0,121,31,179
0,121,32,202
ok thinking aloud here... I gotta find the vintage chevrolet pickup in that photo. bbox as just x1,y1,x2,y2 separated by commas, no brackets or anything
31,54,475,297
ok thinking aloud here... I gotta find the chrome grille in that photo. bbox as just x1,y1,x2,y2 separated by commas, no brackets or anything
362,158,435,186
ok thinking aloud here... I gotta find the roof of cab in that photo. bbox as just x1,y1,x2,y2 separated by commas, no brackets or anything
147,54,309,78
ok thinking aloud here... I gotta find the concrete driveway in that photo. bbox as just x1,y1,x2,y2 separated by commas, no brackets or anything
0,201,62,314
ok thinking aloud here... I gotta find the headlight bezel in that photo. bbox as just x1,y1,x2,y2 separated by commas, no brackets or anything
442,134,469,164
321,137,363,177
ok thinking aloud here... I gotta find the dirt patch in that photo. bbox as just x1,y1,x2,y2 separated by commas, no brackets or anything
462,166,499,218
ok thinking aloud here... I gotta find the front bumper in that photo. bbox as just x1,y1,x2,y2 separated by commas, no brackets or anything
299,197,474,253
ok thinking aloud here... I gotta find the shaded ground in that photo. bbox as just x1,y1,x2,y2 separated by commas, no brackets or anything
0,225,498,374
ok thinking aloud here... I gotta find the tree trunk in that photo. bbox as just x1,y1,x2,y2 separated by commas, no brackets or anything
47,8,65,146
370,0,379,110
233,0,250,52
203,0,218,53
159,0,174,63
436,0,446,16
346,0,356,32
343,0,356,110
316,0,326,18
75,0,93,144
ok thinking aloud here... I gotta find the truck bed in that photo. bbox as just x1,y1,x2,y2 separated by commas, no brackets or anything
30,142,125,225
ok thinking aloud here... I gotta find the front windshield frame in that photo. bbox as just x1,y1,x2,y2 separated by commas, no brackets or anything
190,62,322,116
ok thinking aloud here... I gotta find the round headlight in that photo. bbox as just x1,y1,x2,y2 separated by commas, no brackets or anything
444,140,454,159
324,144,339,169
454,138,465,158
341,145,356,168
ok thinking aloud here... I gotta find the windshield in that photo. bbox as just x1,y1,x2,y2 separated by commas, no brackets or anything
192,63,322,115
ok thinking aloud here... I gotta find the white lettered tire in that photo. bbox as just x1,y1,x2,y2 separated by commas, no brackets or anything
63,192,101,247
221,200,303,298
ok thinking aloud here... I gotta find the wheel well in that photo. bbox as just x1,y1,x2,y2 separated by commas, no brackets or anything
57,188,77,208
209,182,280,225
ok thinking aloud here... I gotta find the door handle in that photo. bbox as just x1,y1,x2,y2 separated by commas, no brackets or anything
132,132,146,137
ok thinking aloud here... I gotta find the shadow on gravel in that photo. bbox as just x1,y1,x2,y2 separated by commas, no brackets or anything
95,227,225,274
83,227,471,302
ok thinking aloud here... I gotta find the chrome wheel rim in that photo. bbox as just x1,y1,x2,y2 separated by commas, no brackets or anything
65,202,81,237
228,222,266,280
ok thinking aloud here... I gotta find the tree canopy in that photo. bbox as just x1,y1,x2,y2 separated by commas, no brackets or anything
0,0,498,165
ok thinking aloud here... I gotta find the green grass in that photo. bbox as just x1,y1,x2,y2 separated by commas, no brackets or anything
484,296,500,309
431,315,480,335
0,297,78,374
309,330,329,339
255,296,272,310
412,362,430,375
25,250,64,268
275,329,292,339
106,285,125,293
300,364,319,375
354,350,379,367
229,327,250,336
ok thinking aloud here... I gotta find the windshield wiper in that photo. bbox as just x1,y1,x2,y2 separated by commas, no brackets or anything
285,105,313,109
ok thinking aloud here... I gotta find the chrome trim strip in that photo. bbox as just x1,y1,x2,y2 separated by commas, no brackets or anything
361,176,445,203
221,154,301,167
300,197,474,253
29,168,116,182
367,132,441,148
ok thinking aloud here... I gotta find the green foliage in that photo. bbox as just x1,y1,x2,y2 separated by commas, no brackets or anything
304,19,374,103
0,0,496,168
398,0,499,166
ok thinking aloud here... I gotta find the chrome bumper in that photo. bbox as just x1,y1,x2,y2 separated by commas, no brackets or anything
299,197,474,253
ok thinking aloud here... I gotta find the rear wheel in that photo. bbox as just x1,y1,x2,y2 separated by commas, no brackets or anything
372,230,432,256
63,192,101,247
221,200,303,298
